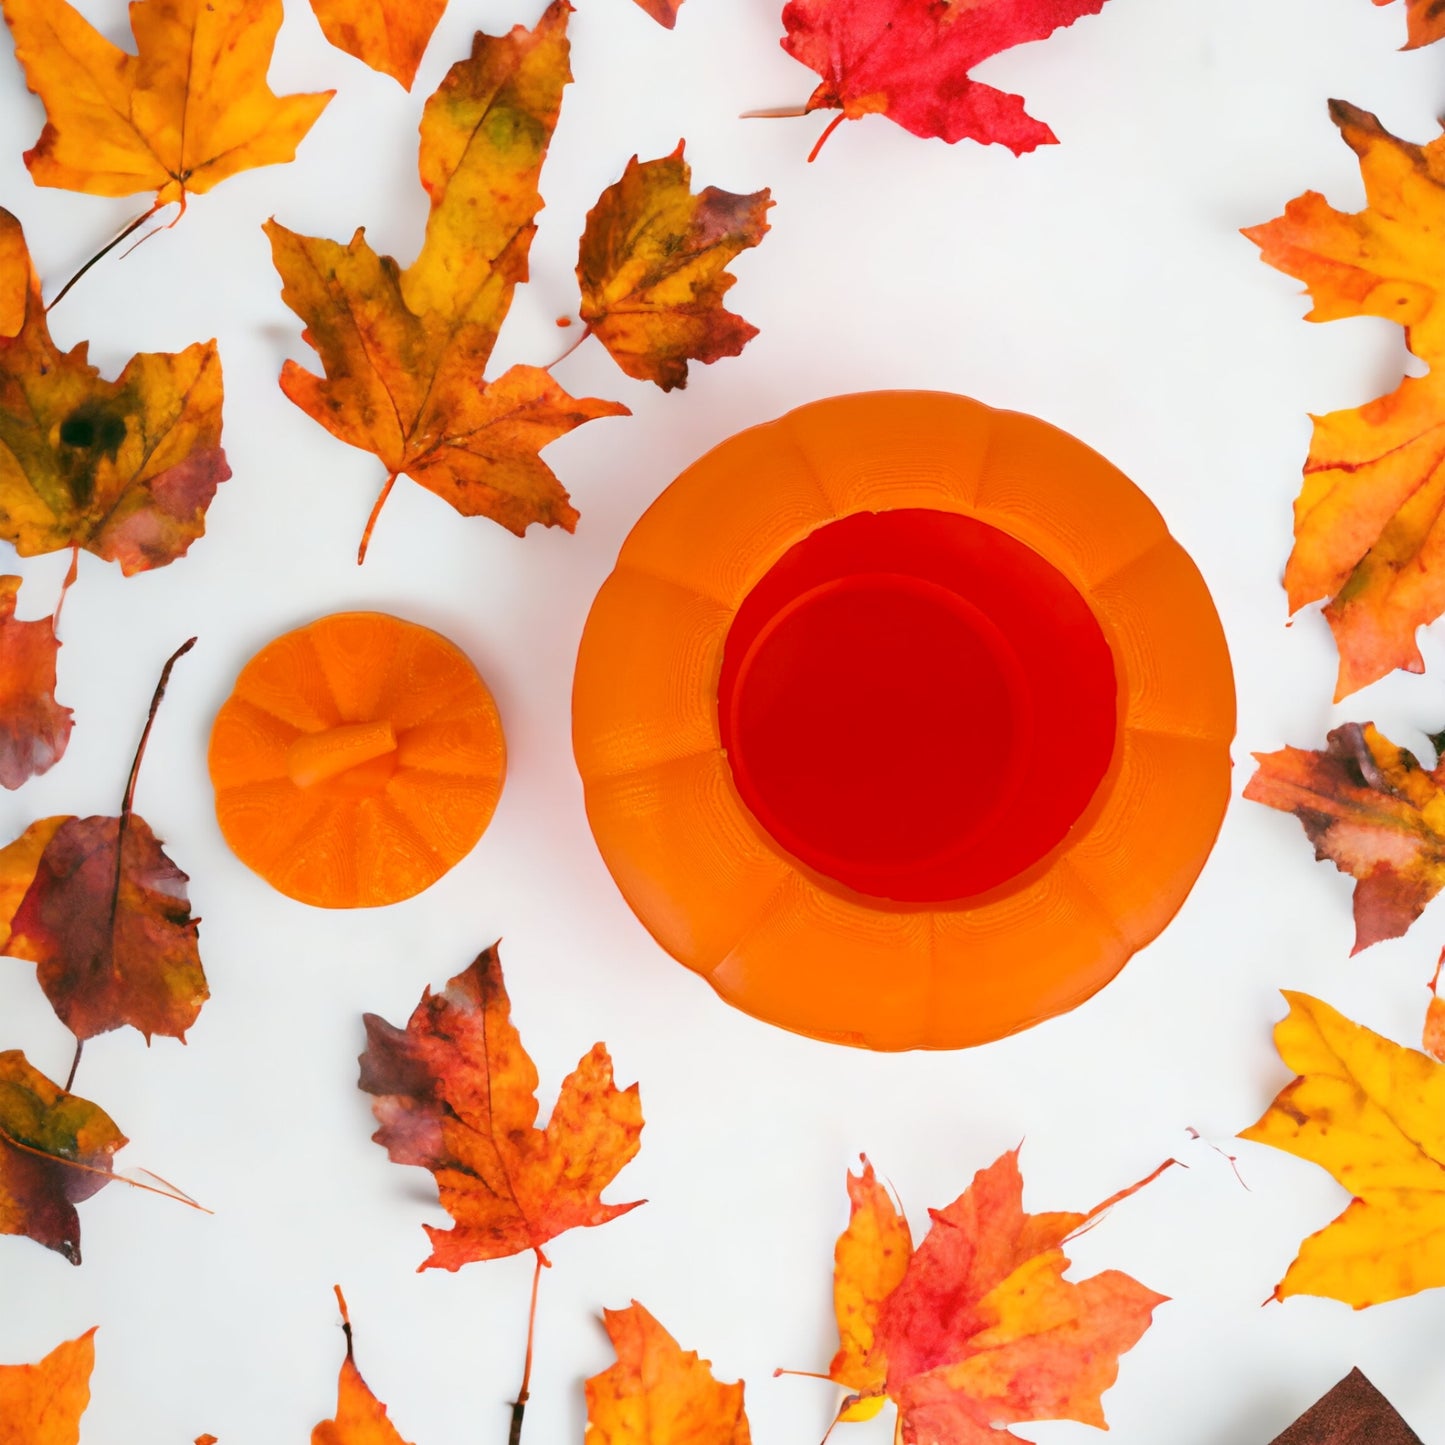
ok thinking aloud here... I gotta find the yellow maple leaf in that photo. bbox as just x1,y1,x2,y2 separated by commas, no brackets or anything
2,0,332,211
1242,991,1445,1307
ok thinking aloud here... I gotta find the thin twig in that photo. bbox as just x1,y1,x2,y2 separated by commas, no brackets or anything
46,202,166,312
357,473,398,565
509,1249,546,1445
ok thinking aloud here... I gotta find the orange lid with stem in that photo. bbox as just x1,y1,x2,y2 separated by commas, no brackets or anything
573,391,1235,1050
209,611,505,909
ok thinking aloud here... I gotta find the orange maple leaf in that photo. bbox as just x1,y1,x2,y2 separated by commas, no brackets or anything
1372,0,1445,47
269,1,627,563
311,1289,415,1445
0,1327,96,1442
0,576,71,790
1242,992,1445,1307
0,640,207,1044
1246,101,1445,697
359,941,643,1272
307,0,448,88
577,144,771,392
1244,721,1445,953
584,1302,751,1445
805,1151,1167,1442
0,210,229,573
1,0,331,213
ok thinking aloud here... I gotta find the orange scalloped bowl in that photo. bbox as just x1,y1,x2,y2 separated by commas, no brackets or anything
572,391,1235,1050
209,611,506,909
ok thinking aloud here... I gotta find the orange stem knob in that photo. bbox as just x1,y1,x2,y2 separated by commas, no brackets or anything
287,721,397,789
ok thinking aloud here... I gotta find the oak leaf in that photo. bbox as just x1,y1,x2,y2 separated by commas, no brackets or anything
0,576,71,789
1246,101,1445,697
809,1151,1166,1442
577,144,771,392
1,0,332,210
269,1,627,562
1243,721,1445,953
779,0,1113,158
311,1290,414,1445
307,0,447,88
0,210,229,574
1271,1367,1423,1444
1372,0,1445,48
0,1050,124,1265
0,1327,96,1443
359,941,643,1271
0,640,207,1043
584,1302,750,1445
1242,991,1445,1307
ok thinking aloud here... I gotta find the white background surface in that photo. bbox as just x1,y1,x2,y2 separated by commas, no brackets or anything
2,0,1445,1440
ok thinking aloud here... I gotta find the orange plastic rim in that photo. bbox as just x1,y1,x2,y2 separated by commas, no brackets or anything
572,391,1235,1050
209,612,506,909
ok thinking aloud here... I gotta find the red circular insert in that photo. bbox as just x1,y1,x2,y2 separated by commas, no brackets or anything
717,509,1118,902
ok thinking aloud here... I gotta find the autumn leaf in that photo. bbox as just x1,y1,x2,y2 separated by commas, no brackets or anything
1271,1366,1423,1444
1243,721,1445,953
802,1151,1167,1442
1,0,332,211
577,144,770,392
307,0,447,89
1427,952,1445,1062
779,0,1113,159
359,941,642,1270
0,640,206,1044
1371,0,1445,48
1242,991,1445,1307
632,0,685,26
1244,101,1445,697
311,1289,415,1445
0,209,229,574
269,0,627,563
0,1050,124,1265
0,1327,96,1443
0,576,71,789
584,1302,750,1445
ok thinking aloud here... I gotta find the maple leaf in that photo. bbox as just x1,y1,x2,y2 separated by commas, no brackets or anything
1271,1366,1423,1444
0,209,229,574
0,576,71,789
306,0,448,89
269,0,627,563
0,1327,96,1442
632,0,685,25
1,0,332,211
1371,0,1445,48
577,144,771,392
779,0,1113,159
806,1151,1167,1443
0,1050,124,1265
0,640,207,1044
584,1302,751,1445
311,1289,415,1445
1244,101,1445,697
1243,721,1445,953
1242,991,1445,1307
359,941,643,1270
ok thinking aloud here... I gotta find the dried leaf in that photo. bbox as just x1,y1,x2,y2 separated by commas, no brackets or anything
0,640,206,1042
0,1327,96,1444
1245,101,1445,696
269,1,627,559
631,0,684,27
0,576,71,789
584,1302,750,1445
1372,0,1445,48
1241,992,1445,1307
1,0,332,209
577,144,770,392
0,1050,124,1265
1271,1367,1423,1444
808,1150,1166,1441
1427,952,1445,1062
307,0,447,88
0,210,229,573
311,1292,414,1445
1244,721,1445,953
780,0,1113,156
359,942,643,1270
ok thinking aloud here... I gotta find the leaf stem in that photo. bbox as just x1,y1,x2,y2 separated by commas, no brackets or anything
357,473,398,566
52,547,79,631
544,325,592,372
46,202,166,312
510,1249,545,1445
0,1122,209,1210
893,1413,904,1445
807,113,847,164
63,1038,83,1094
